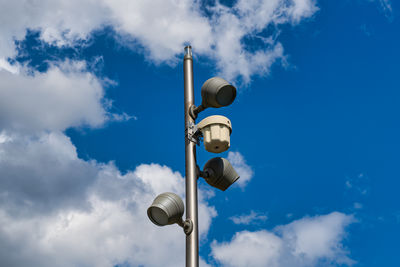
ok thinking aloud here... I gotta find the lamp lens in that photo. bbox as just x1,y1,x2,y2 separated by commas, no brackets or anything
150,207,168,225
216,85,235,106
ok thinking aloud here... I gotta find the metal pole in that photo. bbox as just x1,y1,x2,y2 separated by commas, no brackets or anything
183,46,199,267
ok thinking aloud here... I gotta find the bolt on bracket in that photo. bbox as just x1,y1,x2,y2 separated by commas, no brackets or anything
183,219,193,235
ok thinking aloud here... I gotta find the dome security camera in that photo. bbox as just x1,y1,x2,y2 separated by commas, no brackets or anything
197,115,232,153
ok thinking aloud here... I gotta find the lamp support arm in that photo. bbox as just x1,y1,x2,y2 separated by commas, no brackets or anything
189,104,206,120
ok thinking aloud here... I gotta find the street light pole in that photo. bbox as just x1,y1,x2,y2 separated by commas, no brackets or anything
183,46,199,267
147,45,239,267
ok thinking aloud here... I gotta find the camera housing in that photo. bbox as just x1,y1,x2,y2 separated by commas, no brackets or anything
197,115,232,153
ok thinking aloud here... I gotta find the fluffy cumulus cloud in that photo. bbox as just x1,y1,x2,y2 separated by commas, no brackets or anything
0,61,107,132
212,212,355,267
0,0,318,82
0,131,98,216
0,40,217,267
0,65,215,264
0,138,217,266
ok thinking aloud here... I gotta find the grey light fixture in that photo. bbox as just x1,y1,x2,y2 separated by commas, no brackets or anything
147,192,184,226
201,77,236,108
200,157,240,191
191,77,236,118
147,192,193,234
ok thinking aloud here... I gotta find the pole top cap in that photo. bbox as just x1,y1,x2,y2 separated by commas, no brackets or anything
184,45,192,58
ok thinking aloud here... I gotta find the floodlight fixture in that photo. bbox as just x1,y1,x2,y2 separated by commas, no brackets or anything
147,192,193,234
147,192,184,226
201,157,240,191
201,77,236,108
191,77,236,118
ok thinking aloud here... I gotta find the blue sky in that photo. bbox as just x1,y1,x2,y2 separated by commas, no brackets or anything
0,0,399,266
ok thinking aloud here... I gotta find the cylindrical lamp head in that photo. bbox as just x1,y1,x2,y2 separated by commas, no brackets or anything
147,192,184,226
203,157,240,191
201,77,236,108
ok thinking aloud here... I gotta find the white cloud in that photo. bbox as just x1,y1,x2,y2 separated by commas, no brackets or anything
0,0,108,59
103,0,213,63
0,64,214,264
0,0,318,82
0,61,107,132
212,230,283,267
290,0,320,23
0,131,98,216
212,212,355,267
0,133,217,266
0,58,19,74
0,54,214,262
227,151,254,188
230,210,267,225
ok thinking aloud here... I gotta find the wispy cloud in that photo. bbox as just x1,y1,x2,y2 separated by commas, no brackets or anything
230,210,268,225
353,202,363,210
360,24,372,36
379,0,394,21
345,173,370,196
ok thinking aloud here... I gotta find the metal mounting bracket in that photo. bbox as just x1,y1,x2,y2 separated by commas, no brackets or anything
186,121,202,144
